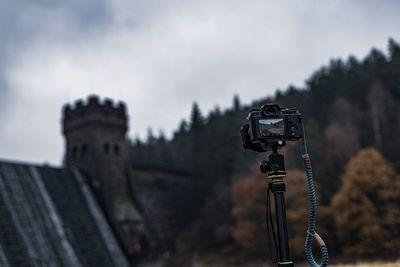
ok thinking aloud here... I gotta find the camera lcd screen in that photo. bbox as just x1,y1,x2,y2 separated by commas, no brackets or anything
258,118,285,137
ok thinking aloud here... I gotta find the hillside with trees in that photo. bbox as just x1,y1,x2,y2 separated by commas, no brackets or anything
130,38,400,263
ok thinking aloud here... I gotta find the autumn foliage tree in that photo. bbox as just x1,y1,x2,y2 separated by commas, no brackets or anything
284,169,310,258
231,166,312,259
331,148,400,258
231,165,267,253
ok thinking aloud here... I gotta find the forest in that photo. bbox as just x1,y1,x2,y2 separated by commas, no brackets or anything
130,38,400,264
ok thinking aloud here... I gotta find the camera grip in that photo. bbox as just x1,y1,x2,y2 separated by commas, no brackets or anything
241,124,265,152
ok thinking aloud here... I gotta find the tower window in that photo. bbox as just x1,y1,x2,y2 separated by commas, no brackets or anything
72,146,79,159
81,143,87,157
104,143,110,154
114,144,120,156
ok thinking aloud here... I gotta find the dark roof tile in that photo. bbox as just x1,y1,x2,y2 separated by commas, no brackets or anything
0,161,129,267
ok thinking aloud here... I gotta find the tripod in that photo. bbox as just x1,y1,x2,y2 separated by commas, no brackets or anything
260,145,294,267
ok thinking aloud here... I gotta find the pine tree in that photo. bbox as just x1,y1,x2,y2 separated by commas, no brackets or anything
233,95,241,111
176,119,188,135
146,128,157,145
388,38,400,62
158,130,166,143
331,148,400,258
190,102,204,130
134,136,143,147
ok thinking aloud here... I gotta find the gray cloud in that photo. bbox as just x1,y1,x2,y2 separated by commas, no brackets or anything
0,0,111,162
0,0,110,102
0,0,399,164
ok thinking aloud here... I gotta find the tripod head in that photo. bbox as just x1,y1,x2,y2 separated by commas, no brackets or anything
260,145,286,179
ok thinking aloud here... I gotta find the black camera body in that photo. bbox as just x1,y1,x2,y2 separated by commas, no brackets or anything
241,104,303,151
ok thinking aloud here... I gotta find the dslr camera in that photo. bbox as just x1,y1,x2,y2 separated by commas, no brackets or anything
241,104,303,152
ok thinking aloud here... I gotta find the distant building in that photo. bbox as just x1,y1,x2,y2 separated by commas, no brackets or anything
0,95,199,267
62,96,200,259
63,96,143,257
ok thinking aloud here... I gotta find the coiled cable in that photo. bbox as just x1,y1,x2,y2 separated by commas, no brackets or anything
301,121,329,267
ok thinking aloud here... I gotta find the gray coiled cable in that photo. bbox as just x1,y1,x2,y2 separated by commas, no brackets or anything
301,121,329,267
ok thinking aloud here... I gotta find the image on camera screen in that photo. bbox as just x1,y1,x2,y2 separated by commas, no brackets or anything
259,118,285,137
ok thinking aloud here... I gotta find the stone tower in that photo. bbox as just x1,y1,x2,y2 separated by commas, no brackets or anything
63,95,128,197
62,95,142,256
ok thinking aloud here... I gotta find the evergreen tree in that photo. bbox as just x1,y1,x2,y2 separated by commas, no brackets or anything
322,98,361,200
190,102,204,130
146,128,157,145
134,136,143,147
233,95,241,111
175,119,188,136
158,130,166,143
388,38,400,58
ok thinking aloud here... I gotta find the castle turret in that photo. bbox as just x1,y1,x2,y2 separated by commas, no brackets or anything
62,95,142,257
63,95,128,196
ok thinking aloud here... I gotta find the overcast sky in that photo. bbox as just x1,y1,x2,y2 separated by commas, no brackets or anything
0,0,399,165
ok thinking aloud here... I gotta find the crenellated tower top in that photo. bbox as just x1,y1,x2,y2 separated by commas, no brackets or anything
63,95,128,135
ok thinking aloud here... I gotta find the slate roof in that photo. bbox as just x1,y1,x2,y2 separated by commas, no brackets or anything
0,160,129,267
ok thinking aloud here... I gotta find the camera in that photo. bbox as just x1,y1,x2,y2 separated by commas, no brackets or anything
241,104,303,152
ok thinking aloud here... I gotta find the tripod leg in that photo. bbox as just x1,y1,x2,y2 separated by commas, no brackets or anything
271,182,294,267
